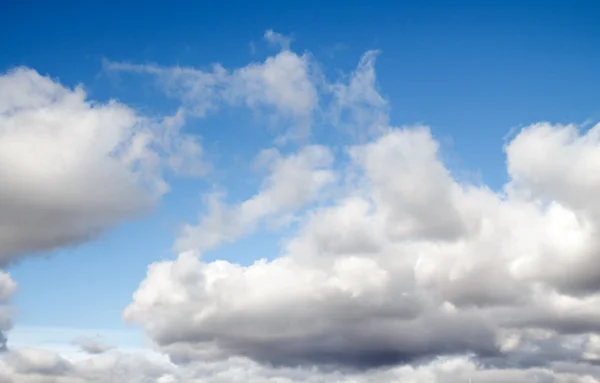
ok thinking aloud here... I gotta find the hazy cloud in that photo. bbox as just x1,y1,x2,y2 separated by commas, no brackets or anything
71,336,115,355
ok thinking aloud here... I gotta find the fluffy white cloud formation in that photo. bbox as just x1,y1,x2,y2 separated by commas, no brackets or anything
117,43,600,379
126,120,600,377
0,67,207,353
0,68,206,262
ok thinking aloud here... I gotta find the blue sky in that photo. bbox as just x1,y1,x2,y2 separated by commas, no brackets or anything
2,1,600,380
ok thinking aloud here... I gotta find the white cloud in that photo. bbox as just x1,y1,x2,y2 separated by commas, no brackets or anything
264,29,294,51
104,60,229,118
0,67,208,353
230,51,317,137
328,50,389,136
0,68,207,262
104,39,600,379
125,120,600,379
105,47,318,140
105,35,396,142
506,122,600,215
175,145,335,254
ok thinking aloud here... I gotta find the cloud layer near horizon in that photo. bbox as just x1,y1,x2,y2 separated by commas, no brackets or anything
2,31,600,382
1,347,599,383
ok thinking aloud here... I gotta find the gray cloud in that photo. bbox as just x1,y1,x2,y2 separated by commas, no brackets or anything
71,336,115,355
0,348,175,383
0,349,597,383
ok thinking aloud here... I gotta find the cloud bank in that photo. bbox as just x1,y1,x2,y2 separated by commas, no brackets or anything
0,347,598,382
126,121,600,375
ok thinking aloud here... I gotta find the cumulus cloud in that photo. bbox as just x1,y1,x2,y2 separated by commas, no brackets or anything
119,41,600,379
0,67,208,353
0,68,207,263
125,120,600,376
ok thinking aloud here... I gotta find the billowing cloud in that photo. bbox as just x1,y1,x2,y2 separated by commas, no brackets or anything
0,68,207,263
0,67,207,352
124,121,600,375
121,45,600,377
